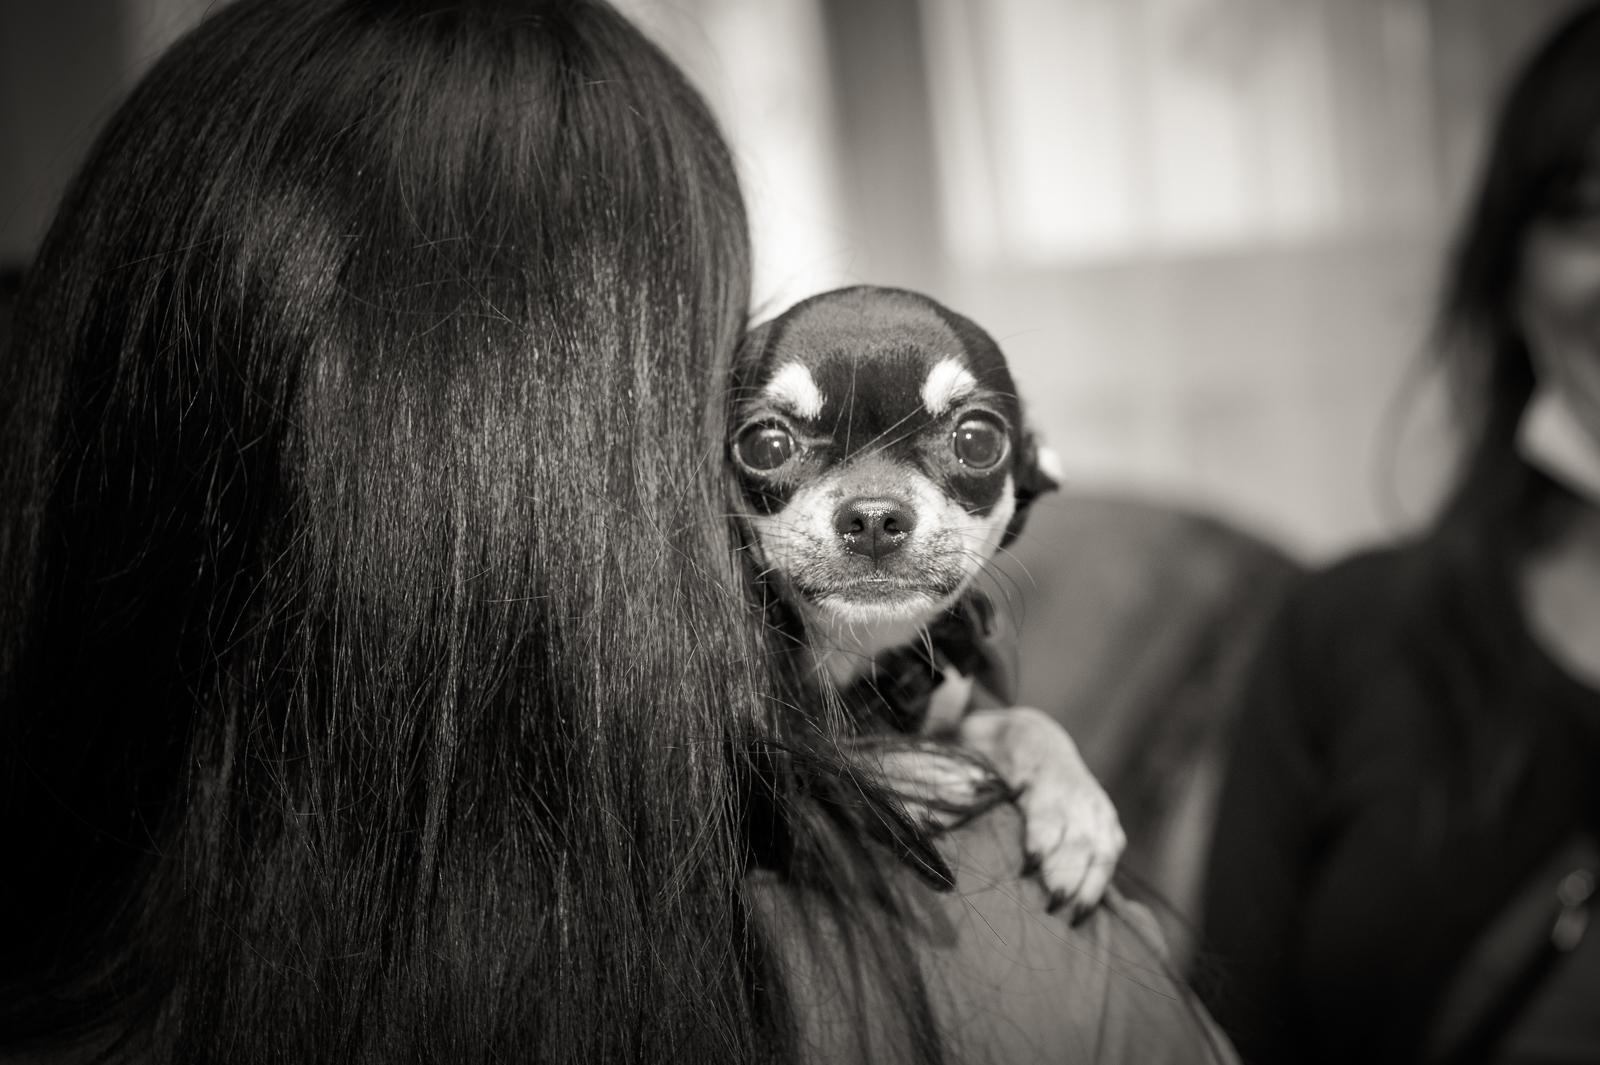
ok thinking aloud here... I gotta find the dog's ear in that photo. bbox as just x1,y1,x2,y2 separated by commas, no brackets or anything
1000,432,1060,548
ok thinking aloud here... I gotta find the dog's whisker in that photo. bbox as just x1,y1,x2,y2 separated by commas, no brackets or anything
988,540,1041,590
968,553,1028,613
959,563,1028,635
849,407,928,460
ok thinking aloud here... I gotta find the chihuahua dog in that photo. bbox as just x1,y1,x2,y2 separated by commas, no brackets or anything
730,286,1124,913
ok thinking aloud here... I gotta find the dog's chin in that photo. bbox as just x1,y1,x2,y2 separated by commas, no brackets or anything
811,588,942,624
798,578,964,625
794,579,969,686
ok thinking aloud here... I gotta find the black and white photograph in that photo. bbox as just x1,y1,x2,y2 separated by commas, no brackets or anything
1,0,1595,1061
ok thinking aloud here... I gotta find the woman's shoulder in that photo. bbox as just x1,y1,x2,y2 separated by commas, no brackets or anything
918,805,1236,1065
1266,540,1438,673
1286,541,1427,627
1242,537,1495,758
749,804,1237,1065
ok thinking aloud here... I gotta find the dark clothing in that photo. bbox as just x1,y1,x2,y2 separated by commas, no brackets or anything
753,804,1238,1065
1200,543,1600,1064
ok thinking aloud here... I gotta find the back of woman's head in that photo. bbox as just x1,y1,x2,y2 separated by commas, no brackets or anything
0,1,786,1059
1441,1,1600,502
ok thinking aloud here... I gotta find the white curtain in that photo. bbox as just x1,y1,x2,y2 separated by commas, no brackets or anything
923,0,1439,267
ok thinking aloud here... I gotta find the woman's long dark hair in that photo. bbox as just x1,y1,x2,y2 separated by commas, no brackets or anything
1436,1,1600,541
1413,1,1600,793
0,1,944,1060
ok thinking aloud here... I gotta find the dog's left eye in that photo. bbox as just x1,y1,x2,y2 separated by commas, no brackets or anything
736,424,796,471
952,418,1006,469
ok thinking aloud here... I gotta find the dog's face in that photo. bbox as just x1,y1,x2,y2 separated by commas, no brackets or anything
731,287,1055,644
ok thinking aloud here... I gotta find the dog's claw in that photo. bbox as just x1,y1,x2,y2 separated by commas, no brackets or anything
1025,802,1125,913
957,707,1127,918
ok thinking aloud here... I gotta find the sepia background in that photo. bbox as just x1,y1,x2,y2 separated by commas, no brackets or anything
2,0,1590,561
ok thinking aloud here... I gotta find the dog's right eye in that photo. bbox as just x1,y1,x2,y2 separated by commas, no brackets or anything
953,417,1006,469
736,424,795,471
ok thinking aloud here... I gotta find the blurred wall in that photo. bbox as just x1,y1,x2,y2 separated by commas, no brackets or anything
911,0,1587,559
1,0,1592,559
0,0,121,264
0,0,212,264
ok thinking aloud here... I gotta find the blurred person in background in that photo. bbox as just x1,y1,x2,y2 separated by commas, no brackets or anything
1199,5,1600,1063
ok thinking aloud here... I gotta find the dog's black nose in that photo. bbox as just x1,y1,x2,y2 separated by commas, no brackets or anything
834,497,915,560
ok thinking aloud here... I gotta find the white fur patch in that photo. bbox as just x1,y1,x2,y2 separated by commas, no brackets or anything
920,358,977,416
763,362,825,419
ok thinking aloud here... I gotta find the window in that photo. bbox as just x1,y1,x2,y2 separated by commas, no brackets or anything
924,0,1438,266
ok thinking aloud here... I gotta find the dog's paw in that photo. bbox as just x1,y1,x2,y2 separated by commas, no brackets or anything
1016,758,1125,921
869,746,998,830
957,707,1126,921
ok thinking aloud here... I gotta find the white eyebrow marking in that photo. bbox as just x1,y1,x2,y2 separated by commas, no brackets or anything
763,362,825,419
921,358,978,416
